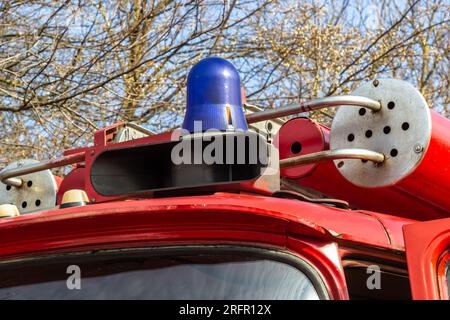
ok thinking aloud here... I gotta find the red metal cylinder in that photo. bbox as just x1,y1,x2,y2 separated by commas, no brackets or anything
277,116,450,220
395,112,450,213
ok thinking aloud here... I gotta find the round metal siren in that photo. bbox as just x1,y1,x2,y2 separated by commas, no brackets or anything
330,78,432,188
0,159,58,214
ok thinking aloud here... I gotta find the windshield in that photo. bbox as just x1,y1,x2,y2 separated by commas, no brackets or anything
0,247,324,300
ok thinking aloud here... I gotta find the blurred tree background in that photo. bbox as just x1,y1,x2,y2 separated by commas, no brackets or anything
0,0,448,162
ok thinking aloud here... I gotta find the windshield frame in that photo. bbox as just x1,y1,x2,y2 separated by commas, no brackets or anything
0,244,330,300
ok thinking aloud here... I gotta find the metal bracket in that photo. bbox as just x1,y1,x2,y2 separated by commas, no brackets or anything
0,152,85,187
279,148,384,168
245,95,381,124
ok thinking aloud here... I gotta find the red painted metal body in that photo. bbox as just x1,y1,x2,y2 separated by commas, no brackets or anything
58,123,178,204
396,112,450,213
1,111,448,299
404,218,450,299
277,116,450,220
0,192,416,300
276,117,330,178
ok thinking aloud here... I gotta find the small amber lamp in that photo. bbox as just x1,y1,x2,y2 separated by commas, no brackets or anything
0,204,20,218
60,189,90,209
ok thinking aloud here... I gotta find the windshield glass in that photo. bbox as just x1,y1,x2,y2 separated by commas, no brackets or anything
0,247,323,300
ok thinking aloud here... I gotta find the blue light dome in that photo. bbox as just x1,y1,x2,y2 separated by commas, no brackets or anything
182,57,248,132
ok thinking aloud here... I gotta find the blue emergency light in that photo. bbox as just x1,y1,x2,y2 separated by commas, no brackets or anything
182,57,248,132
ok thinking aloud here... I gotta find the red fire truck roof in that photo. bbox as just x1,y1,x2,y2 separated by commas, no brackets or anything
0,192,415,260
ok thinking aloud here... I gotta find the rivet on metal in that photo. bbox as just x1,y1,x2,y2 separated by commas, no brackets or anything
414,144,424,154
